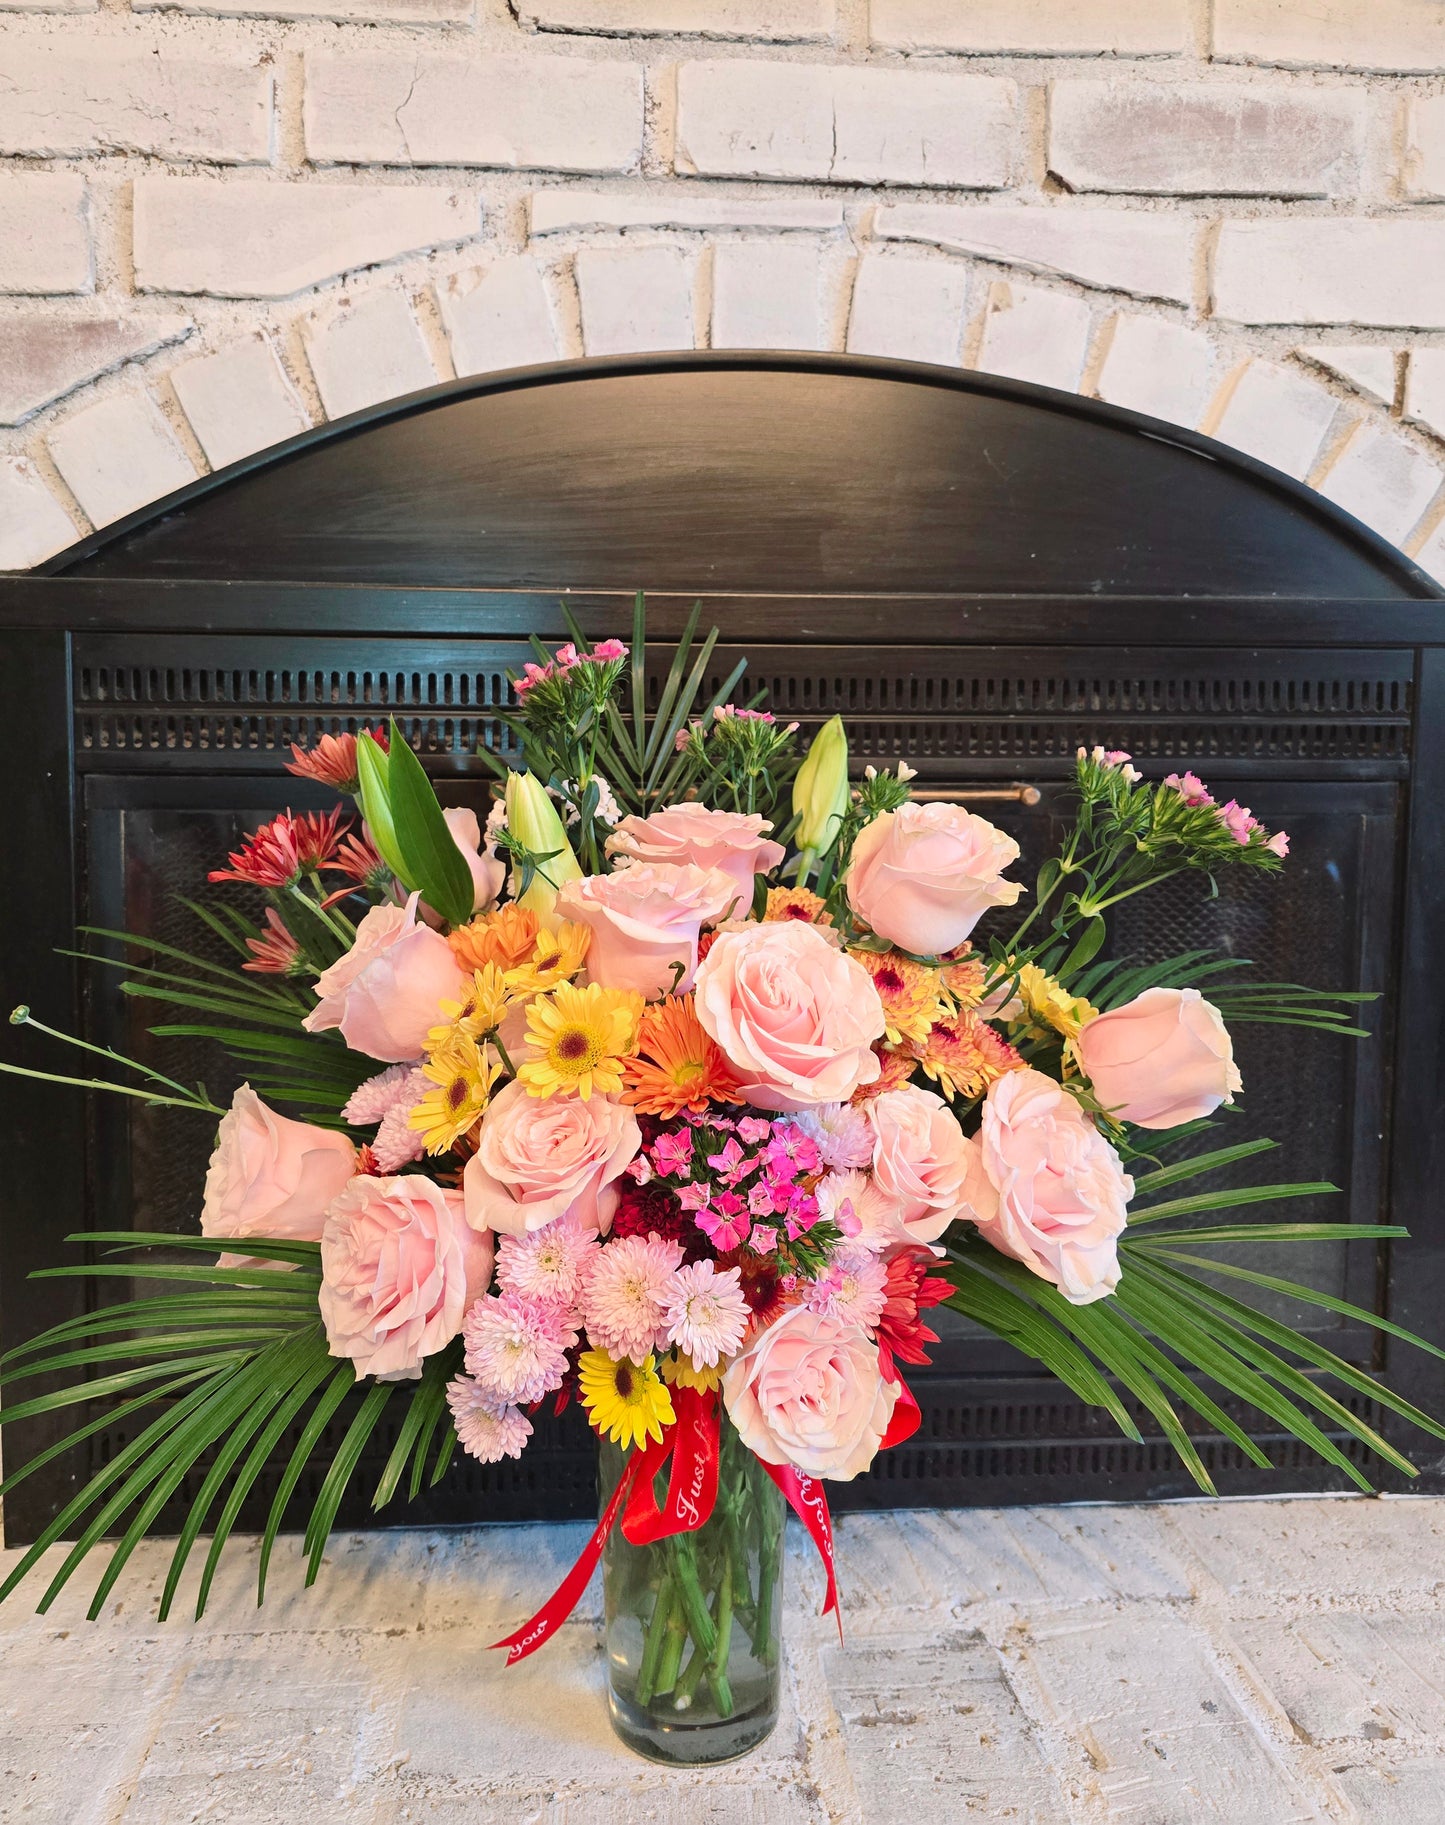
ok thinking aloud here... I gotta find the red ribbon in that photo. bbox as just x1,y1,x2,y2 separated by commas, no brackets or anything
493,1365,922,1663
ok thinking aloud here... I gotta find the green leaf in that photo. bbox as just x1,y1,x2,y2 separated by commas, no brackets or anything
384,717,474,926
1127,1182,1340,1224
258,1364,355,1603
1128,1139,1280,1197
304,1379,395,1584
356,731,411,887
1130,1222,1404,1246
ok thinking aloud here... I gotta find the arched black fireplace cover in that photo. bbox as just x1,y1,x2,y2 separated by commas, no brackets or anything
3,351,1444,1542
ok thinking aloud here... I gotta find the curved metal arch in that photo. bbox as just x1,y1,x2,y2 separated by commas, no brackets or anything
44,350,1443,599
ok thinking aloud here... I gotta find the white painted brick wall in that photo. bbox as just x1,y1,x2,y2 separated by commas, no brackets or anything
1316,424,1443,545
1213,0,1445,74
1048,80,1365,198
871,0,1190,56
1407,350,1445,443
303,289,438,420
46,392,196,527
676,62,1017,188
518,0,835,38
304,52,644,173
438,257,560,377
0,39,272,163
169,334,310,471
575,245,695,355
0,172,90,294
1,3,1444,570
0,456,79,568
133,179,481,300
845,253,969,366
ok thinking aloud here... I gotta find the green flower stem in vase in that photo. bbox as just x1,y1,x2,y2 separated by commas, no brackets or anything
599,1412,784,1765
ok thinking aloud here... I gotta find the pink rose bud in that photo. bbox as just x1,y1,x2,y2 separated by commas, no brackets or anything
201,1084,357,1268
721,1305,898,1480
1076,986,1242,1131
965,1068,1133,1306
606,803,786,907
303,891,468,1063
845,802,1024,958
556,862,738,1000
320,1174,493,1379
463,1078,641,1237
693,921,887,1112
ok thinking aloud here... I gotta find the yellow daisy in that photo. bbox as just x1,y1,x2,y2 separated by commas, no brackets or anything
518,980,641,1101
660,1352,723,1394
428,964,512,1048
503,919,591,997
1016,964,1098,1042
409,1033,502,1153
578,1349,675,1449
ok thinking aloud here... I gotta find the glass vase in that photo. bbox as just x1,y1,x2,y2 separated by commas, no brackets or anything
599,1412,784,1765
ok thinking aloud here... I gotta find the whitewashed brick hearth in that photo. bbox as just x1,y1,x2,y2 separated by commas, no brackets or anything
0,1,1443,575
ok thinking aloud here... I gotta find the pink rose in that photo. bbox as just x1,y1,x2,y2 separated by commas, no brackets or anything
320,1175,493,1379
303,891,467,1062
845,803,1024,957
722,1305,897,1480
443,806,505,915
557,863,737,999
607,803,786,906
201,1084,357,1268
464,1078,641,1236
868,1084,972,1245
965,1068,1133,1305
1077,987,1241,1131
693,921,886,1111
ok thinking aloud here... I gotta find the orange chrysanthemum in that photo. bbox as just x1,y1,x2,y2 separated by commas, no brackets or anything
851,1042,919,1102
941,944,987,1010
916,1011,1023,1102
764,885,832,928
449,903,540,974
849,948,947,1047
622,994,744,1118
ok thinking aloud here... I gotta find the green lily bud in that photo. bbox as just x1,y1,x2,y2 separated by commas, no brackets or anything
505,771,583,915
793,714,850,854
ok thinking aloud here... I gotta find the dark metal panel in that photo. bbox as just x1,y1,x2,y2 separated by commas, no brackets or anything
28,355,1438,599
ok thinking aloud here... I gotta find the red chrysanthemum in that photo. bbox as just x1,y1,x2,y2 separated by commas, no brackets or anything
209,807,348,888
610,1179,712,1262
876,1246,952,1371
242,906,304,975
285,726,388,794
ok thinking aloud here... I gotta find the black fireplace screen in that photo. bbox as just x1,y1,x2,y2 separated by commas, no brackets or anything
3,352,1444,1543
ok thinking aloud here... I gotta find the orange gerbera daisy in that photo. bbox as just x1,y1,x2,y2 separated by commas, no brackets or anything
449,903,540,974
851,1042,919,1102
764,885,832,928
849,947,948,1047
916,1011,1023,1102
622,994,744,1118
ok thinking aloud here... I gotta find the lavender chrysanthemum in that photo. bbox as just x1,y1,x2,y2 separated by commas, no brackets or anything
804,1242,888,1331
496,1214,598,1308
463,1291,576,1405
660,1259,749,1370
446,1375,533,1464
342,1063,426,1126
792,1101,875,1170
581,1233,683,1361
370,1102,427,1172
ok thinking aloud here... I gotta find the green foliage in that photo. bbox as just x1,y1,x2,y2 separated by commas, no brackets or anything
355,720,474,926
0,1234,457,1621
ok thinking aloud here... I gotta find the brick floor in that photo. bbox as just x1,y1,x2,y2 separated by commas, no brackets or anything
2,1497,1442,1822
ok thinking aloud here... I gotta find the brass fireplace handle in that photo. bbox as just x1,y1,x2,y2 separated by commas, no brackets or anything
910,784,1043,807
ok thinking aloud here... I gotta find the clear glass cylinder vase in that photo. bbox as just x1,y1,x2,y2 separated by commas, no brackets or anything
599,1413,784,1765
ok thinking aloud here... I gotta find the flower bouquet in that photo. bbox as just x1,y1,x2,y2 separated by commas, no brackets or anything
3,599,1441,1765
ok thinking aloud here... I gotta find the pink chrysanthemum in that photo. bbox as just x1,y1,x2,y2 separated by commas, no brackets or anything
463,1292,577,1406
661,1260,750,1370
816,1169,904,1254
804,1243,888,1331
791,1101,875,1170
371,1105,428,1172
495,1215,598,1307
581,1233,683,1362
342,1063,425,1126
446,1375,533,1464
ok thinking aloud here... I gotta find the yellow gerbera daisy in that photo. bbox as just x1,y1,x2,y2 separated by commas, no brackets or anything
503,919,591,997
409,1033,502,1153
578,1349,675,1449
660,1352,723,1394
848,947,948,1047
517,980,642,1101
428,964,512,1048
